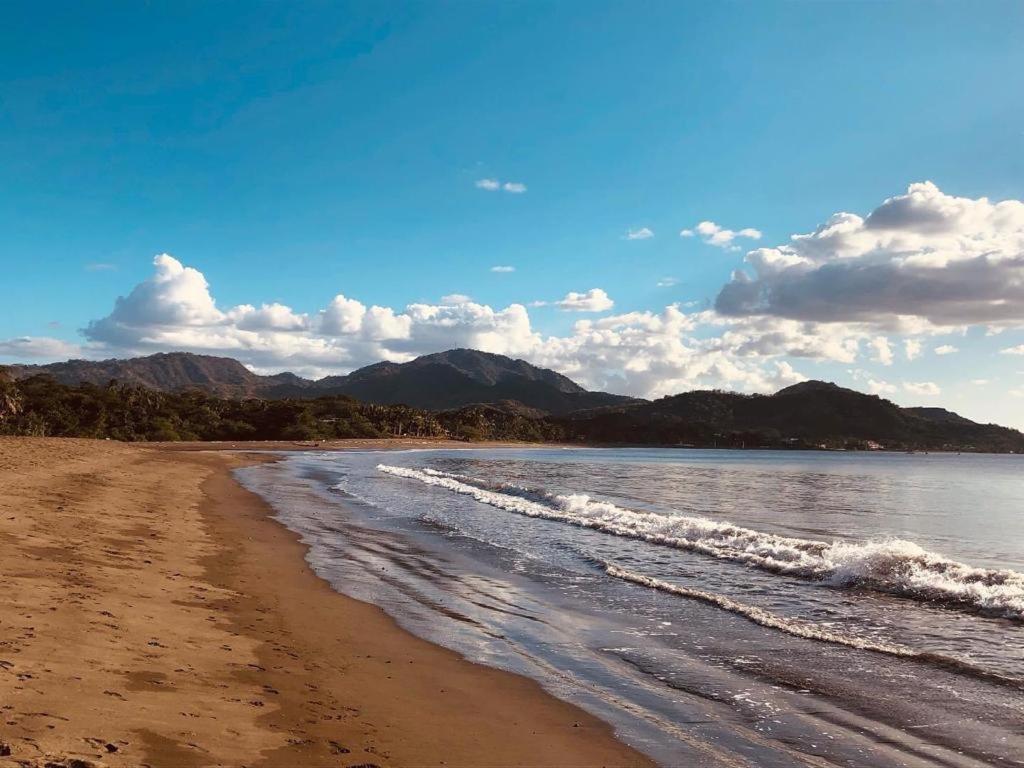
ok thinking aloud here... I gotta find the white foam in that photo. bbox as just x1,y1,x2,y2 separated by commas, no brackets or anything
376,464,1024,620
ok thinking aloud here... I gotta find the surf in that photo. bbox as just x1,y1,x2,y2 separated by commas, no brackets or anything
376,464,1024,621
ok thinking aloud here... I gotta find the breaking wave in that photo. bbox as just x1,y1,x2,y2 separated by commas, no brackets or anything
604,564,1024,690
376,464,1024,621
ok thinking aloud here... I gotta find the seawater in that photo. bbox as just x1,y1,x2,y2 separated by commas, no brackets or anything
237,448,1024,767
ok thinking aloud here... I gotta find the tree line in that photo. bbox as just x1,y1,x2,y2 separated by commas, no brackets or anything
0,374,565,443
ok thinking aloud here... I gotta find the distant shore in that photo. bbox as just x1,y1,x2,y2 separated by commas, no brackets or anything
0,437,651,767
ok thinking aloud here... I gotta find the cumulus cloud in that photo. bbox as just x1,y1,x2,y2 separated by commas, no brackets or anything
657,277,679,287
903,381,941,397
71,255,837,396
716,182,1024,328
867,378,898,395
490,265,515,273
554,289,615,312
934,344,958,355
502,182,527,193
904,339,923,361
0,336,82,360
227,303,309,332
624,227,654,241
681,221,762,250
1001,344,1024,356
70,253,974,400
869,337,894,366
85,254,224,346
475,178,500,191
530,306,807,397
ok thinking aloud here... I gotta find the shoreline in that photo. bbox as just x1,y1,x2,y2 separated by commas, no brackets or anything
0,437,652,767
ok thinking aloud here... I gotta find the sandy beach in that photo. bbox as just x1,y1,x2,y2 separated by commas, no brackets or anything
0,437,652,768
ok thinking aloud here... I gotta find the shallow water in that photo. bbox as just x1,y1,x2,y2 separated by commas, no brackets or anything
237,448,1024,767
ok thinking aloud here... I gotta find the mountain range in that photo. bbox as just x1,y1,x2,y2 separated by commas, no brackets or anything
4,349,1022,451
2,349,633,415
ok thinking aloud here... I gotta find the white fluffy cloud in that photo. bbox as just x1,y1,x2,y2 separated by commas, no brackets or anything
867,378,898,395
870,336,894,366
1001,345,1024,356
67,255,844,395
934,344,958,355
45,250,1009,405
554,288,615,312
904,381,941,397
681,221,762,250
716,182,1024,328
490,265,515,273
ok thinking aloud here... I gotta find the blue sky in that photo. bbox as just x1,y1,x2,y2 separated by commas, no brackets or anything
3,1,1024,427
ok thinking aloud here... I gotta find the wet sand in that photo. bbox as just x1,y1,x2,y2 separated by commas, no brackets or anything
0,437,652,767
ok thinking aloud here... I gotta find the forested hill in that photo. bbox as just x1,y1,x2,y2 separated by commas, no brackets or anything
1,369,1022,452
559,381,1024,452
3,349,633,414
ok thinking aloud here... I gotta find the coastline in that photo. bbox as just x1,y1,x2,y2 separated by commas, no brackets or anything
0,437,652,767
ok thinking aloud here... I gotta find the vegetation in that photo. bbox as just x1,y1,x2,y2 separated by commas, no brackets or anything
0,374,564,443
2,373,1021,452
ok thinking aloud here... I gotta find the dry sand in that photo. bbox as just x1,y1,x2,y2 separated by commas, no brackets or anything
0,437,653,768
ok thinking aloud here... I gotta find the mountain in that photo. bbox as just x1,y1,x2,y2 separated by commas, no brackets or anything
320,349,633,413
3,352,313,399
6,351,1022,450
558,380,1024,452
3,349,633,415
2,356,1021,450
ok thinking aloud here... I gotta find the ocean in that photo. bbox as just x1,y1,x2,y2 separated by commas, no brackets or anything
237,447,1024,767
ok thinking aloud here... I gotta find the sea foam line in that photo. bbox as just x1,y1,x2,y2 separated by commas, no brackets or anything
604,564,1024,690
376,464,1024,621
604,563,915,655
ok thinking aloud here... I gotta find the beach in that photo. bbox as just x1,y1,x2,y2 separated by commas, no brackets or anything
0,437,651,768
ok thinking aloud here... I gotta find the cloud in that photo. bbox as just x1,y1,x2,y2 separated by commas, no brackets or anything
85,254,224,346
934,344,959,355
903,381,941,397
657,277,679,288
624,227,654,241
904,339,923,361
681,221,762,250
867,378,898,395
971,378,989,385
227,303,309,332
869,336,894,366
716,182,1024,328
440,294,474,305
0,336,82,360
74,254,970,400
476,178,526,193
554,289,615,312
490,265,515,273
1001,344,1024,355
